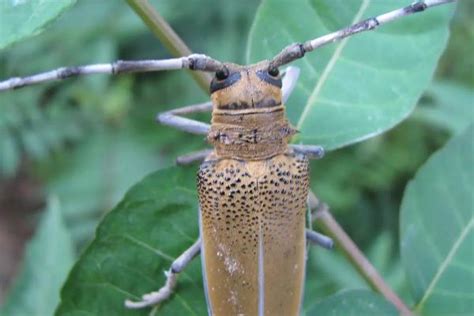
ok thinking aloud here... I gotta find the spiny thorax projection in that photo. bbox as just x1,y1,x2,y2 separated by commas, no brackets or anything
207,62,297,160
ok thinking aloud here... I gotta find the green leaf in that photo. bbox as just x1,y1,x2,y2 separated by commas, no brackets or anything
304,289,397,316
0,198,75,316
400,125,474,315
414,80,474,134
56,166,207,316
0,0,77,50
247,0,454,149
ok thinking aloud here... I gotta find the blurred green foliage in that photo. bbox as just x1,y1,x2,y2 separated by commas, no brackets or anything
0,0,259,244
0,0,472,313
1,198,74,316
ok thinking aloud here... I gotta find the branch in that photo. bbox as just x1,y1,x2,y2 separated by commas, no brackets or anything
0,55,223,92
308,191,413,316
270,0,456,68
126,0,212,92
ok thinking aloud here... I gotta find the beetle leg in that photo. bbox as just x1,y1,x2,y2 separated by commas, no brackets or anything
125,238,201,309
176,148,213,165
306,229,334,250
291,144,325,159
156,101,212,135
306,192,334,250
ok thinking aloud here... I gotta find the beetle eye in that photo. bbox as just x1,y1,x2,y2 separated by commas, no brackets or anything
268,67,279,77
215,67,229,80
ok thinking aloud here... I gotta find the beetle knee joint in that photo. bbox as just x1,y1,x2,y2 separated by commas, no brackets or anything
170,262,183,274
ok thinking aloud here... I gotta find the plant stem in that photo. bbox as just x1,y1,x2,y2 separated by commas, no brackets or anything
308,191,412,316
126,0,212,93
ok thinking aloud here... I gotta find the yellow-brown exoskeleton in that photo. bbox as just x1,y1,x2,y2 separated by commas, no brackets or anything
198,61,308,315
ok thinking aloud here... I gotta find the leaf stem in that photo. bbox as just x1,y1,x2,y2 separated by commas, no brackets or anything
308,191,413,316
126,0,212,93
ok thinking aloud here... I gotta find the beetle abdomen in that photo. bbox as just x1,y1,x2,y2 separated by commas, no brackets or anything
198,152,309,316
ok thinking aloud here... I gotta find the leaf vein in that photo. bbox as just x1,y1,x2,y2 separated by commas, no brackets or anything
416,216,474,310
174,292,200,316
123,234,174,262
296,0,371,130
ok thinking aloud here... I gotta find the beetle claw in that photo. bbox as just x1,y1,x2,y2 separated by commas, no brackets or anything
124,269,178,309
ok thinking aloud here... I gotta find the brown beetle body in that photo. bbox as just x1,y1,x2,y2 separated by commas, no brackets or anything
197,62,309,316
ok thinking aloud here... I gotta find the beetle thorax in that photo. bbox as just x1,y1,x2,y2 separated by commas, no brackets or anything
208,62,296,160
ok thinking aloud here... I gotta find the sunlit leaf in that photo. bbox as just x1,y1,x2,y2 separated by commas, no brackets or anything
247,0,454,149
400,125,474,315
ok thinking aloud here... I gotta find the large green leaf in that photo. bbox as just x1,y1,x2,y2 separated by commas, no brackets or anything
56,166,206,316
304,289,397,316
400,125,474,315
0,198,75,316
247,0,454,149
0,0,77,50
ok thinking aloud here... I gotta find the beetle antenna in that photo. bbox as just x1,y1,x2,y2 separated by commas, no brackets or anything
269,0,456,69
0,54,224,92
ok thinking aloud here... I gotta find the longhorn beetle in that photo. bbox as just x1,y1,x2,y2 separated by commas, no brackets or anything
0,1,455,315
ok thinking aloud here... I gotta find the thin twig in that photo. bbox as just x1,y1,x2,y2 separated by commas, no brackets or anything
0,55,222,92
126,0,212,92
308,191,413,316
270,0,456,68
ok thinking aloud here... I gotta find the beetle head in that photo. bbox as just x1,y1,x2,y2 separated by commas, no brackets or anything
210,61,282,111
